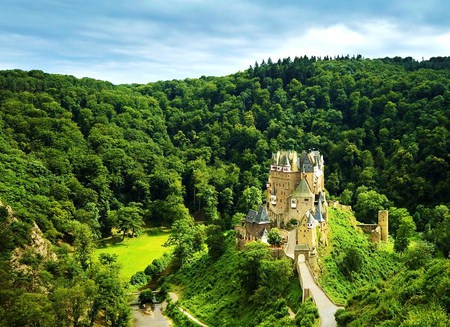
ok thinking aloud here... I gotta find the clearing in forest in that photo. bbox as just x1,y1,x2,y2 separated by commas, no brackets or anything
94,228,172,281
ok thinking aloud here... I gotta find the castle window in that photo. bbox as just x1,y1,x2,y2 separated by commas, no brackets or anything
291,199,297,209
270,195,277,205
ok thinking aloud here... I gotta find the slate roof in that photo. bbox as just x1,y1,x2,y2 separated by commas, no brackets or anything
293,178,314,198
314,198,325,223
306,210,315,225
246,205,270,224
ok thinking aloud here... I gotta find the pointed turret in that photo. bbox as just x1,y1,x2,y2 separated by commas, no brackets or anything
314,198,325,223
306,210,315,228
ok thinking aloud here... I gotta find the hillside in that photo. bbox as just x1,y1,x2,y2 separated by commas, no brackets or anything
335,253,450,326
0,56,449,326
163,234,306,327
319,208,399,304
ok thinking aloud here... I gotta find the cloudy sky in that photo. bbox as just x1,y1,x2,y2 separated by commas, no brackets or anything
1,0,449,84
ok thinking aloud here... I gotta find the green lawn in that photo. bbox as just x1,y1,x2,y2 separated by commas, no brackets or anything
94,229,172,281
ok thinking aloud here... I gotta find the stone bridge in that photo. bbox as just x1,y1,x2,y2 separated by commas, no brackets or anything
284,229,341,327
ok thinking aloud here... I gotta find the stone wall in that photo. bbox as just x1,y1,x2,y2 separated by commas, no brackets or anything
328,200,352,211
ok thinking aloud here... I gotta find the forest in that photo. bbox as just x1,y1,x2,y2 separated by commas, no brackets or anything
0,56,449,326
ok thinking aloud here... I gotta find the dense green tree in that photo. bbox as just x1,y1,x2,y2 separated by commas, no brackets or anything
237,241,272,293
205,225,226,259
394,215,416,252
115,202,144,240
267,227,282,246
164,215,205,266
1,57,450,326
340,246,363,277
354,190,389,223
240,186,263,212
72,221,95,270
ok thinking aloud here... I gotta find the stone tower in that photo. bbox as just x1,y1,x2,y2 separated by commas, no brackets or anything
378,210,389,242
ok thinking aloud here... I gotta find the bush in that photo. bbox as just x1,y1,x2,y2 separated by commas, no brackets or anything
295,298,318,327
130,271,149,285
340,246,363,277
144,253,172,278
144,263,158,277
335,308,354,326
139,289,154,304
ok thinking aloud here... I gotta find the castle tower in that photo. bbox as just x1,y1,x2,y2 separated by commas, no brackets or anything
378,210,389,242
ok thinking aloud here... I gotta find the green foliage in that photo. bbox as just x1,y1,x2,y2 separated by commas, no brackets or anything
338,259,450,326
115,202,144,239
267,227,282,246
0,217,131,327
295,298,319,327
130,271,149,285
240,186,263,211
394,215,416,253
164,235,300,326
388,207,412,236
402,240,434,270
164,216,205,267
0,58,449,253
138,289,154,304
72,221,95,269
206,224,226,259
237,241,273,293
98,252,118,265
144,252,172,278
1,57,450,326
354,189,389,223
319,208,399,303
340,246,363,277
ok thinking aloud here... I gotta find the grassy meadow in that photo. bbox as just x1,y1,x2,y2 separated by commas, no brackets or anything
94,228,172,281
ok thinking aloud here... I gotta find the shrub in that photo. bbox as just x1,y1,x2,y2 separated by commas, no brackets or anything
130,271,149,285
144,263,158,277
139,289,154,304
144,252,172,278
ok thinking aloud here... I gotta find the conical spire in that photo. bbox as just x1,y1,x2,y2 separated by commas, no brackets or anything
314,198,325,223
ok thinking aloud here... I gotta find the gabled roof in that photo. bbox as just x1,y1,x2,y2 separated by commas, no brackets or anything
292,178,314,198
246,205,270,224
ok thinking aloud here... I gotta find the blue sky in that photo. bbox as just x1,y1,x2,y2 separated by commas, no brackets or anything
1,0,449,84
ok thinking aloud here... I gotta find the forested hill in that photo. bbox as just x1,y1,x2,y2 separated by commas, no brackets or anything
0,56,449,249
0,56,449,326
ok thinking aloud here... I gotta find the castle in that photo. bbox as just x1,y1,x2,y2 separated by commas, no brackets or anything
266,150,328,251
238,150,329,255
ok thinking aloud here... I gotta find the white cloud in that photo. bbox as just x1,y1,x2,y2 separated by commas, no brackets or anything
252,20,450,64
1,1,450,84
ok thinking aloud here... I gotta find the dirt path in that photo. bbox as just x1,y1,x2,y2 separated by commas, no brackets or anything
169,292,209,327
